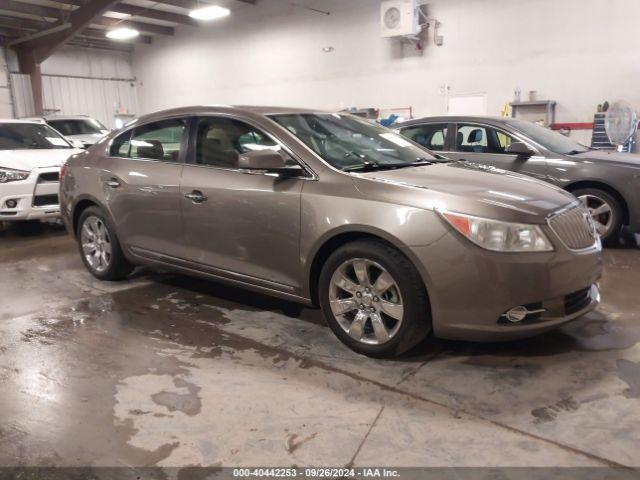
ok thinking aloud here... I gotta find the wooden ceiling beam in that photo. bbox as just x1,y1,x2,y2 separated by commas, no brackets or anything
0,1,73,22
155,0,255,9
56,0,197,26
92,16,174,35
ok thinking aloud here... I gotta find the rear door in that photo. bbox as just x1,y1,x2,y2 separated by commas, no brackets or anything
100,117,188,259
452,122,548,180
179,115,308,291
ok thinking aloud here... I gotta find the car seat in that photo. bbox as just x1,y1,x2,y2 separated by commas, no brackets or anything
136,140,164,160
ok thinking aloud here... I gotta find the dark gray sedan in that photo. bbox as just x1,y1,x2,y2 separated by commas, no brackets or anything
397,116,640,243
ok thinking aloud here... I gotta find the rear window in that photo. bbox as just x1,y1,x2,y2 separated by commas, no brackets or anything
48,118,108,136
108,118,187,162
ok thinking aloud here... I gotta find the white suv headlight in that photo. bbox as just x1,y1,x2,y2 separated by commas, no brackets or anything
440,211,554,252
0,168,30,183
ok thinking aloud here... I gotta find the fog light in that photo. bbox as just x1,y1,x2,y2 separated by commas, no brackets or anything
502,305,547,323
505,306,528,323
5,199,17,208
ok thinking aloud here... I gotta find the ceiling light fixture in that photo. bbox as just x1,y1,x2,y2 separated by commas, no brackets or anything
106,27,139,40
189,5,231,21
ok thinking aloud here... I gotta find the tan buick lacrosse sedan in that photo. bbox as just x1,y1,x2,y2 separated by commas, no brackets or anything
60,106,602,357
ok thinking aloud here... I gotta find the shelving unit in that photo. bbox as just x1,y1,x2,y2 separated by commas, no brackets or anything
510,100,557,127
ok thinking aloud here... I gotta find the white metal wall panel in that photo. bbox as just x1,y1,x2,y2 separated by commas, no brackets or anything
9,73,35,119
8,72,137,127
42,75,138,129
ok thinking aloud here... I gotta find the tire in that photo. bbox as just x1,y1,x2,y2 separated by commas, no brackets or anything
318,239,431,358
77,206,134,280
571,188,623,246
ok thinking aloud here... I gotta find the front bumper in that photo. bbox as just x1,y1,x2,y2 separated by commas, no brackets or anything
407,230,603,342
0,167,61,221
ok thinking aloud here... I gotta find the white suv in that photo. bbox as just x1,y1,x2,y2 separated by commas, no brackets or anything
45,115,110,148
0,119,82,222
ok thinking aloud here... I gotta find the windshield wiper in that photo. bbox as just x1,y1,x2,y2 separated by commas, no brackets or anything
344,158,438,172
343,161,394,172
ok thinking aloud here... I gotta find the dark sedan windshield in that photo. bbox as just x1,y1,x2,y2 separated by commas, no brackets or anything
0,123,72,150
509,119,590,155
270,113,437,170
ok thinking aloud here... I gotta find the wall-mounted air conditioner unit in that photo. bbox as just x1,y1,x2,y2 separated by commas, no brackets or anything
380,0,420,38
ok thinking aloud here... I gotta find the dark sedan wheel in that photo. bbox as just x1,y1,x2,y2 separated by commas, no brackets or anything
572,188,623,245
319,240,431,358
77,206,134,280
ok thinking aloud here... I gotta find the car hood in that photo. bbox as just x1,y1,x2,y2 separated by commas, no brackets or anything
351,161,578,223
66,133,107,144
571,149,640,167
0,148,82,171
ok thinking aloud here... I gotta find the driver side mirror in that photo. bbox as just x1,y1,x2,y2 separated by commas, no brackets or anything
70,139,86,149
506,141,534,159
238,149,304,176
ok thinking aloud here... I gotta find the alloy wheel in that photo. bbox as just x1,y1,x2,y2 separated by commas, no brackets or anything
329,258,404,345
578,194,614,238
80,216,112,273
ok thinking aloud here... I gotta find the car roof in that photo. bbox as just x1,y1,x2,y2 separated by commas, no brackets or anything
0,118,47,125
396,115,516,128
127,105,332,126
44,115,93,120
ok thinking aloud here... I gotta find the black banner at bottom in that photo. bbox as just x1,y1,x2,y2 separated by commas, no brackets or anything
0,468,638,480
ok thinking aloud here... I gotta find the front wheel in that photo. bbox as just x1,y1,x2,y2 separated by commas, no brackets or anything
318,240,431,358
572,188,623,245
77,206,134,280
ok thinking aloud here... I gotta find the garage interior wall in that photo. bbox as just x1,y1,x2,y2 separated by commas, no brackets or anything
0,48,14,118
7,47,137,129
132,0,640,146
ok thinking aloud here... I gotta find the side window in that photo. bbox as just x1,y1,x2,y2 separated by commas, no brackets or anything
109,130,132,157
493,129,517,153
401,123,448,151
130,118,187,162
195,117,295,168
456,125,488,153
456,124,519,154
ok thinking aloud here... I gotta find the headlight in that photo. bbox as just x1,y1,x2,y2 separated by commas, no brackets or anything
440,211,554,252
0,168,30,183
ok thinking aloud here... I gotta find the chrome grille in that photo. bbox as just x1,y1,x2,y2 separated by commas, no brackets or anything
549,205,597,250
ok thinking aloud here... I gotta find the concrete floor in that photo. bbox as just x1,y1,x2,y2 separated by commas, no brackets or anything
0,222,639,469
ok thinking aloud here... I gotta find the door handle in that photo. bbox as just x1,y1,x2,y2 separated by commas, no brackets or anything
184,191,208,203
105,178,121,188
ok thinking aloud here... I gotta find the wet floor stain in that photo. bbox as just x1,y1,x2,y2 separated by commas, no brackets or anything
2,232,640,467
151,378,202,416
531,398,580,423
286,432,318,453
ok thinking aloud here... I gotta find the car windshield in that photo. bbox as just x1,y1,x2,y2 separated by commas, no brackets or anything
508,119,590,155
0,123,72,150
269,113,438,170
48,118,108,136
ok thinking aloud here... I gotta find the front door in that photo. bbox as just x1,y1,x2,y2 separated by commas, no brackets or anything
180,115,306,291
102,117,188,259
452,123,548,181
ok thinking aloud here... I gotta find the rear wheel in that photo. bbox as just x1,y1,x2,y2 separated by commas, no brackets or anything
572,188,623,245
318,240,431,358
77,206,134,280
